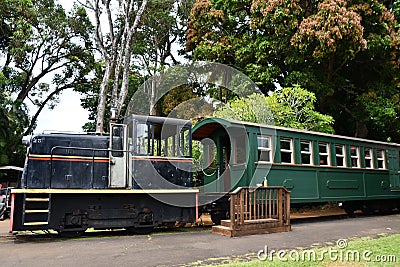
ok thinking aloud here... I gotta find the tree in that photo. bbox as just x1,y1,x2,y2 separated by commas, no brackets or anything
288,0,400,139
268,86,335,133
187,0,400,141
214,86,335,133
131,0,195,115
76,63,144,132
80,0,148,133
0,90,29,166
78,0,197,130
0,0,94,166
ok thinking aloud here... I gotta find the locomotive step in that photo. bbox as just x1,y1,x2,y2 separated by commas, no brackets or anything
24,210,50,213
23,222,49,226
25,198,50,202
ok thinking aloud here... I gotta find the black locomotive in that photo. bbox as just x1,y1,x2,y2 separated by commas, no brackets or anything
10,115,198,236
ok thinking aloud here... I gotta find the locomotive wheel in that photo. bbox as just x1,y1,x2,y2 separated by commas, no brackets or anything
210,212,225,225
378,207,391,214
361,205,374,215
58,230,85,238
343,205,355,217
127,226,153,235
344,207,354,217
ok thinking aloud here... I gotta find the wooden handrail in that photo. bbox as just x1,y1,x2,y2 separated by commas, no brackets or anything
229,186,290,230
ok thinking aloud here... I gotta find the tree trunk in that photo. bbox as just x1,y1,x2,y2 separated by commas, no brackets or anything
92,0,147,133
95,63,112,133
355,121,368,138
148,77,157,116
116,37,133,116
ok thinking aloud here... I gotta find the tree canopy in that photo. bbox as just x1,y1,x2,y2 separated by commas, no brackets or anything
77,0,195,132
0,0,94,166
187,0,400,142
214,86,335,133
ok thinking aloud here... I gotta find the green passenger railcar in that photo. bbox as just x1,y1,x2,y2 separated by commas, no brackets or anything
193,117,400,219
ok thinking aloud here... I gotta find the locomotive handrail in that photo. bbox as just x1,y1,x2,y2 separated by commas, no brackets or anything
230,186,290,195
50,146,130,153
201,166,219,177
49,146,131,188
229,186,290,230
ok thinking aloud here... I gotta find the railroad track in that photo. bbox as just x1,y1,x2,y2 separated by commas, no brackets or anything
290,208,347,220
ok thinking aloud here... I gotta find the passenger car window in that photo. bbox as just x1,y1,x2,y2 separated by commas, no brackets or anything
280,138,293,164
257,135,272,163
318,142,330,166
364,148,373,168
350,146,360,168
300,140,312,165
335,145,346,167
377,150,386,169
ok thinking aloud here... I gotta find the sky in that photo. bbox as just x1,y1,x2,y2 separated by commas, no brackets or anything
31,1,88,134
30,0,178,134
32,90,89,134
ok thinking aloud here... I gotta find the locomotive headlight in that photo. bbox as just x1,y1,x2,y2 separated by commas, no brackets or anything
110,107,118,120
22,135,31,146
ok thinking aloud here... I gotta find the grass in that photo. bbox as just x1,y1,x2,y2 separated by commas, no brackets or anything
206,233,400,267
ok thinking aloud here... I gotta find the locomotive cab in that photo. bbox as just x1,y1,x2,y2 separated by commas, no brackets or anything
126,115,193,189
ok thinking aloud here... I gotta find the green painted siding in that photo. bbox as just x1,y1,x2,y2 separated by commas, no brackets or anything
192,117,400,202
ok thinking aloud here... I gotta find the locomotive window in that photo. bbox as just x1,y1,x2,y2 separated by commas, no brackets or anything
158,134,174,157
335,145,346,167
318,142,330,166
111,125,124,157
232,134,246,164
128,124,134,152
280,138,293,164
300,140,312,165
377,150,386,169
136,123,151,155
257,135,272,163
179,127,191,157
364,148,373,168
166,134,177,157
350,146,360,168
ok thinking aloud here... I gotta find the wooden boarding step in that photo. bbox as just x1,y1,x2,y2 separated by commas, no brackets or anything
212,187,291,237
220,218,278,227
213,218,290,237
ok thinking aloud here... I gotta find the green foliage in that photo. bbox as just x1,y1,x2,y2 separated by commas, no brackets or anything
0,0,95,166
269,86,335,133
214,93,273,125
0,90,29,166
214,85,335,133
356,90,400,141
187,0,400,141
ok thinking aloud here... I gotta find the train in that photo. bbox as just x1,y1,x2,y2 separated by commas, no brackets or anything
192,117,400,222
8,115,400,235
10,115,198,236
